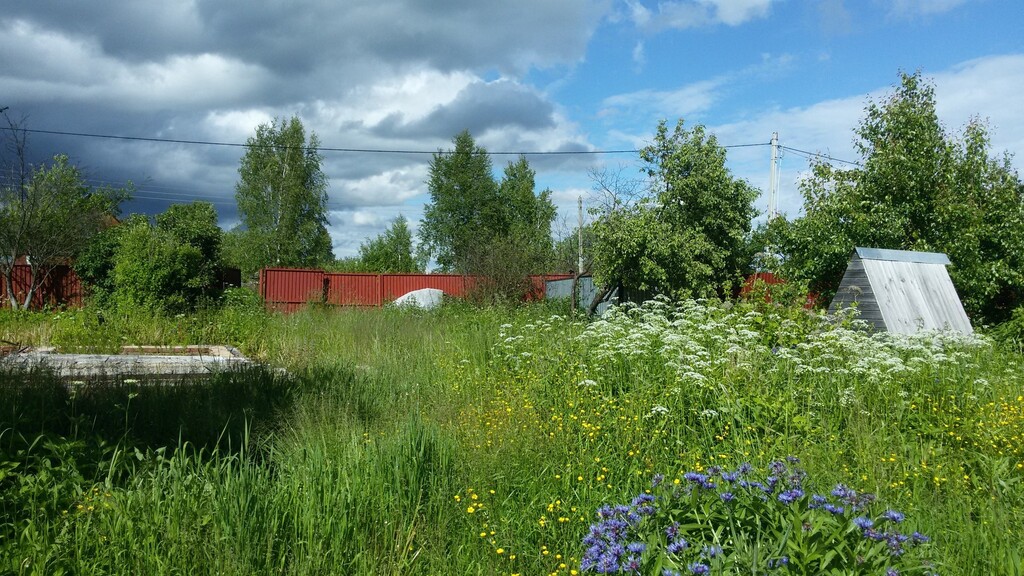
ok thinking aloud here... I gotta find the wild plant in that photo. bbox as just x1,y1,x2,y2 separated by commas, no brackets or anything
581,458,936,575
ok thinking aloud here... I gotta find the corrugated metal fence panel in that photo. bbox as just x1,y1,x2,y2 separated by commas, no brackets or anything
326,274,382,306
527,274,572,300
545,276,600,310
50,266,83,307
383,274,468,301
259,269,575,309
1,265,82,309
260,268,325,308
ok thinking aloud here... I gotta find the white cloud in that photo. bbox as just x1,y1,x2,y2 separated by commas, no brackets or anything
711,53,1024,219
632,41,646,71
627,0,776,31
602,78,725,119
709,0,774,26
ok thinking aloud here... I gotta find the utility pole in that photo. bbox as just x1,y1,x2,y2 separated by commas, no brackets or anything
577,195,584,275
768,132,779,221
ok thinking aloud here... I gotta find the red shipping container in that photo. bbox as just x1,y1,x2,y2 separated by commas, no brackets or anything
326,274,382,306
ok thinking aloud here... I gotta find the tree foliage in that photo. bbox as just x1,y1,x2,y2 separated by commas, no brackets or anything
772,72,1024,324
591,120,759,299
0,154,125,309
107,203,224,312
419,131,500,272
418,131,556,283
357,215,421,273
234,116,333,275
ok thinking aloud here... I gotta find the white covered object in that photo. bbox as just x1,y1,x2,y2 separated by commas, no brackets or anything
392,288,445,310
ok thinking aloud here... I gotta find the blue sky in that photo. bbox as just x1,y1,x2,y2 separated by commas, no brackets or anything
2,0,1022,258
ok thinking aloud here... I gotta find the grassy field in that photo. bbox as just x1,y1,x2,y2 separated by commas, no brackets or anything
1,297,1022,575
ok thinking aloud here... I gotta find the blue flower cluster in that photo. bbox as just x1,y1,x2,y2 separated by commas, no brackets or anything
580,499,662,573
580,458,933,574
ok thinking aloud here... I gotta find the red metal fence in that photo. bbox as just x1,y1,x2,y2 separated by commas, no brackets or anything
259,268,572,311
0,265,83,309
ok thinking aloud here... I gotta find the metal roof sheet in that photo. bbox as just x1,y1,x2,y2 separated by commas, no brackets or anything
855,247,950,265
860,258,972,334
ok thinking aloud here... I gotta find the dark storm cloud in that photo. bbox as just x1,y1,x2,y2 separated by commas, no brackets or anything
1,0,609,252
6,0,604,77
370,80,556,139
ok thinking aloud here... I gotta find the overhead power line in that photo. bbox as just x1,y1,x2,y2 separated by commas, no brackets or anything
1,125,769,156
779,145,861,167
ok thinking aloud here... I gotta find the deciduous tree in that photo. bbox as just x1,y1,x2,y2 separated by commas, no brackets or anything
419,130,501,272
0,155,125,309
358,215,421,273
773,72,1024,323
418,131,556,281
591,120,758,300
108,203,224,312
234,116,333,275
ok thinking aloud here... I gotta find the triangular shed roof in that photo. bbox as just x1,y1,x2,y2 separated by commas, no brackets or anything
828,247,972,334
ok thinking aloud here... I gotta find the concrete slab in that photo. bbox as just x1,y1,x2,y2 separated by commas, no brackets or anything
0,345,252,379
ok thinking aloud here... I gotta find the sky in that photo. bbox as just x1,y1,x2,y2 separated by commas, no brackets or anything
2,0,1023,259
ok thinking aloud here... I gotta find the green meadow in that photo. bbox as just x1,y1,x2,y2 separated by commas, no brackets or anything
2,298,1022,575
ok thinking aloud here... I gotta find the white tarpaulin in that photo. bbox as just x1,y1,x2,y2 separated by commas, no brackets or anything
392,288,444,310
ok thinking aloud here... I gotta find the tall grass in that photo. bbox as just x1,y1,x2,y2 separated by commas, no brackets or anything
2,299,1022,574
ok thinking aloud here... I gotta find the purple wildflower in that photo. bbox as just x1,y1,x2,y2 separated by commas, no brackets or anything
853,516,874,530
667,539,689,555
777,488,804,505
665,522,680,541
688,562,710,575
720,492,735,502
882,509,905,523
824,503,845,515
632,493,655,506
683,471,707,484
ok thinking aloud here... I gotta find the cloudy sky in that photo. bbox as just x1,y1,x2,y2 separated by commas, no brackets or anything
3,0,1022,258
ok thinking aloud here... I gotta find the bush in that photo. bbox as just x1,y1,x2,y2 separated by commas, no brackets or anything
991,304,1024,352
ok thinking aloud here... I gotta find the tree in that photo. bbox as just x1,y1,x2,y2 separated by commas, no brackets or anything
0,155,125,309
234,116,333,275
419,130,501,272
418,131,557,284
774,72,1024,323
591,120,759,300
496,156,557,273
107,203,224,312
358,215,422,273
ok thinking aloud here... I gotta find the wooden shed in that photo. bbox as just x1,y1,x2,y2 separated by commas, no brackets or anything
828,247,972,334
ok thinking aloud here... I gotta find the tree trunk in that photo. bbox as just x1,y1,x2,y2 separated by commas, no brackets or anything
588,282,614,316
3,273,18,309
